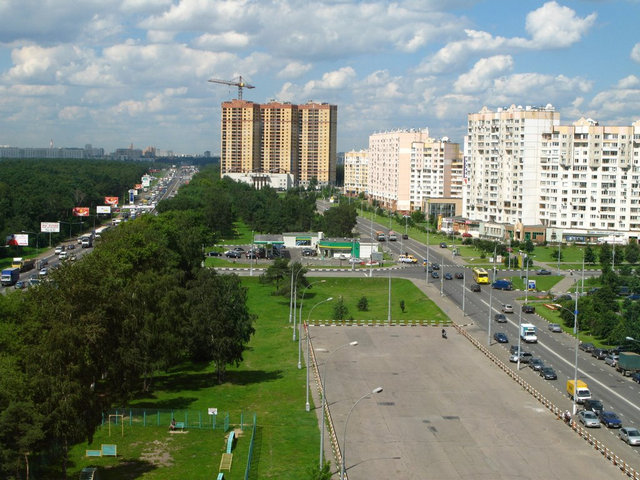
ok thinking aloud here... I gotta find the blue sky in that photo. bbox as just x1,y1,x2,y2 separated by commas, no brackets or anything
0,0,638,155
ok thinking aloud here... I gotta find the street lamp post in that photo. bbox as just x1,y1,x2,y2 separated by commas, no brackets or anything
21,230,39,257
462,271,466,315
316,340,358,468
290,264,304,327
298,280,327,368
340,387,383,480
487,244,497,346
387,268,392,323
304,297,334,412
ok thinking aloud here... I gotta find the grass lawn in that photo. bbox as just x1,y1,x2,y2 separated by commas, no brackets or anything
67,276,445,479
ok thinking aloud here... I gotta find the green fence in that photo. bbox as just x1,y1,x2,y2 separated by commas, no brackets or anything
103,408,254,431
244,413,258,480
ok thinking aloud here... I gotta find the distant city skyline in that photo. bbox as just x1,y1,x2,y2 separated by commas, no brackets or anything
0,1,639,154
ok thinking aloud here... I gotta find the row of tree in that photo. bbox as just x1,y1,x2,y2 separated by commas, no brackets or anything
0,169,256,478
0,159,152,258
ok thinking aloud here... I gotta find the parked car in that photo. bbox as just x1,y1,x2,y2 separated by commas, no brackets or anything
529,358,544,371
592,348,607,360
225,250,242,258
431,271,439,279
455,272,464,279
539,366,557,380
493,332,509,343
620,427,640,445
548,323,563,333
301,248,316,256
554,294,572,302
509,351,532,363
439,242,447,248
501,304,514,313
604,354,619,367
537,269,552,275
577,410,601,428
599,411,622,428
207,251,221,257
470,284,481,292
522,305,536,314
510,345,527,355
494,313,507,323
584,399,604,415
579,342,595,353
444,272,453,280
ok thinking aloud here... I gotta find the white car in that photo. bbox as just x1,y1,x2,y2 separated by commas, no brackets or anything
604,354,619,367
502,304,514,313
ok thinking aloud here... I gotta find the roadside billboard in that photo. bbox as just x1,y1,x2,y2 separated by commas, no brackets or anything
41,222,60,233
104,196,119,206
73,207,90,217
96,206,111,214
5,234,28,246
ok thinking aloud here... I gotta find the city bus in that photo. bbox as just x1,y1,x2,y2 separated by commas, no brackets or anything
472,267,490,284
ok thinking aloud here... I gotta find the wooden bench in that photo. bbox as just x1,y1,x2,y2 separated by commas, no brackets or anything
85,450,102,457
219,453,233,471
175,421,185,430
169,421,186,432
101,444,117,456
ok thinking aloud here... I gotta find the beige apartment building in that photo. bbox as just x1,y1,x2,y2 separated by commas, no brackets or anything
220,100,337,186
220,99,261,174
344,149,368,196
368,129,462,213
297,102,337,186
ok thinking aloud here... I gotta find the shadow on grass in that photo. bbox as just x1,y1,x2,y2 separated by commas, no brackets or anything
131,396,200,409
225,369,283,386
100,459,157,479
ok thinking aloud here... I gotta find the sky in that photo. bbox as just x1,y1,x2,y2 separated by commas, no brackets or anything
0,0,639,155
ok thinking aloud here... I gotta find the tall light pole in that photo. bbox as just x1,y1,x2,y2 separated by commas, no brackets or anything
299,280,327,368
461,271,466,315
340,387,383,480
304,297,333,411
517,254,530,370
250,230,254,277
387,268,392,323
487,244,497,346
290,264,304,326
572,285,579,415
316,341,359,468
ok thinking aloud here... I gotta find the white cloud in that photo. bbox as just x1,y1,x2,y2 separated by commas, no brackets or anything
302,67,356,94
193,32,251,51
454,55,513,93
490,73,591,103
631,43,640,63
58,106,89,120
617,75,640,89
277,62,312,79
525,1,597,49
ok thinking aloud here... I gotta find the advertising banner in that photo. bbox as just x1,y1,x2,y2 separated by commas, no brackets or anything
73,207,90,217
134,184,142,190
5,234,28,246
41,222,60,233
129,189,135,204
96,206,111,214
104,196,119,206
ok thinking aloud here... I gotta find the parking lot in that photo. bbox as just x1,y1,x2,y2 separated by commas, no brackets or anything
311,325,624,479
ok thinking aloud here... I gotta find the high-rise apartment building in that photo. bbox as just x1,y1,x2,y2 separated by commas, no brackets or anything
220,99,261,174
368,129,462,213
260,101,298,175
297,102,337,186
220,100,337,186
344,149,369,196
463,105,560,225
464,104,640,242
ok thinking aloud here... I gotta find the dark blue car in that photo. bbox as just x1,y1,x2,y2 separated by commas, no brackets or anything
599,411,622,428
493,332,509,343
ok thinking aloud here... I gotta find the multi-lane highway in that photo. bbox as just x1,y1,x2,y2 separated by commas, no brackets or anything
354,213,640,456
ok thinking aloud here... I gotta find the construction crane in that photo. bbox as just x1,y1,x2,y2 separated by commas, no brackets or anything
208,75,255,100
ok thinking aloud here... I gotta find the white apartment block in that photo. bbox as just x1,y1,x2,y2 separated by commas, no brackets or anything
368,129,462,213
343,149,369,195
464,104,640,242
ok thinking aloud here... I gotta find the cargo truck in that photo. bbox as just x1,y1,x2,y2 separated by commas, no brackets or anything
520,323,538,343
81,234,94,248
1,267,20,286
617,352,640,376
388,230,397,241
12,257,35,272
375,231,386,241
567,379,591,403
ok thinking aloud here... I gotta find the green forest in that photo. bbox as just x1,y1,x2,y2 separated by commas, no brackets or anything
0,159,152,258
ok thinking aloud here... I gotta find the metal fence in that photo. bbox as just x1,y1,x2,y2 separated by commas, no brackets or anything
103,408,254,431
244,413,258,480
